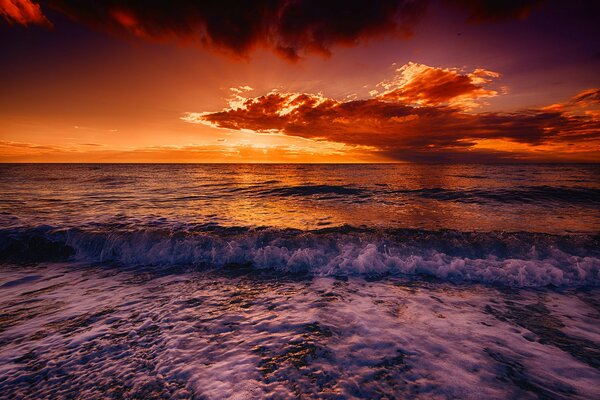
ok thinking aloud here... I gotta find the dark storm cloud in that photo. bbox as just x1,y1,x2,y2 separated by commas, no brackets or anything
37,0,427,60
1,1,550,60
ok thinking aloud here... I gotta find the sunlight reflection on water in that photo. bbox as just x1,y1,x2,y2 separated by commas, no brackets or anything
0,163,598,233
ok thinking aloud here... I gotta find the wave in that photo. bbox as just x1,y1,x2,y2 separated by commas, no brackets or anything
1,225,599,287
209,184,600,205
259,184,366,197
252,184,600,205
394,186,600,205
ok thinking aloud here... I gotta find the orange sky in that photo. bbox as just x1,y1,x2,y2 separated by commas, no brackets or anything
1,0,599,162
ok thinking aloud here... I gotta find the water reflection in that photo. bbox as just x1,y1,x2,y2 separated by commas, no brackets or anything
0,164,598,233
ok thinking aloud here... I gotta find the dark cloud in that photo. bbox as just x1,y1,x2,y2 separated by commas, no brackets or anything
184,64,600,162
39,0,427,60
2,1,548,60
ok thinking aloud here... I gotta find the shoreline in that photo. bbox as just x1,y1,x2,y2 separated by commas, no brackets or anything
1,263,599,399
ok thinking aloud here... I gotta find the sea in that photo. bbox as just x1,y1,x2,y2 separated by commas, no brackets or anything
0,163,599,399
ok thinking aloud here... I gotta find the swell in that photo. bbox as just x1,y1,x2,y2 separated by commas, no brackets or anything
214,184,600,205
393,186,600,205
259,184,366,197
1,225,598,288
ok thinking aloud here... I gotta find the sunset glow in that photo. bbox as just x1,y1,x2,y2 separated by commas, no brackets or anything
1,3,600,398
1,0,598,162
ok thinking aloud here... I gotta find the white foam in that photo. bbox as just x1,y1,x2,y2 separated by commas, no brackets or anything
60,229,600,287
1,265,599,399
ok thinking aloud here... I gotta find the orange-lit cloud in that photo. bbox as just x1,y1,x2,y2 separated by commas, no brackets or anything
543,88,600,117
570,88,600,108
184,63,600,162
376,62,499,108
0,0,50,26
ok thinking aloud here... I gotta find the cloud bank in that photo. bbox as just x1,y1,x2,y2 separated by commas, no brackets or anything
1,1,545,60
4,0,427,60
184,63,600,162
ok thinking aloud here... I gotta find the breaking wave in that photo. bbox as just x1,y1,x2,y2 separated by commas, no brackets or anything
1,224,598,288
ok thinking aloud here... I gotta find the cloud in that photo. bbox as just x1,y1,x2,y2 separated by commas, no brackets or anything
35,0,427,61
543,88,600,117
0,140,56,150
2,1,545,60
377,62,499,108
571,88,600,107
0,0,51,26
229,86,254,94
183,63,600,162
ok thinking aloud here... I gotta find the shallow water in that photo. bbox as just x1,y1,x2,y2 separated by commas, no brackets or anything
0,164,599,398
0,264,599,399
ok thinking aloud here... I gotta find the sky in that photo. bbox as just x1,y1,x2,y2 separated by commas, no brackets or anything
1,0,599,163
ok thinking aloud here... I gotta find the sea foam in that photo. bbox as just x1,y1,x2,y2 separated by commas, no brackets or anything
1,225,598,287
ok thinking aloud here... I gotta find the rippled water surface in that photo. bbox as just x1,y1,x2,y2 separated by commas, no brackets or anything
1,163,599,233
0,164,599,399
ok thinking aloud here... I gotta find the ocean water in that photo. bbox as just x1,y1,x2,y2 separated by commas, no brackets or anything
0,163,599,399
